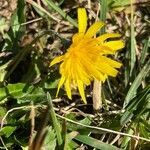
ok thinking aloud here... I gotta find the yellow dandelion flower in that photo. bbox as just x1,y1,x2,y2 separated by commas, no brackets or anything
50,8,124,103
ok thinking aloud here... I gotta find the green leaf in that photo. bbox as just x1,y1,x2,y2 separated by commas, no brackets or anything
124,60,150,107
110,0,130,7
11,0,26,42
139,123,150,139
0,17,10,35
47,93,63,146
21,146,28,150
0,106,7,121
11,10,20,35
0,60,12,82
140,38,150,65
0,83,45,103
139,118,150,132
75,135,120,150
0,126,16,138
64,131,79,150
67,140,79,150
130,0,136,76
17,86,46,104
66,115,92,132
44,0,77,27
43,126,56,150
121,127,134,149
44,70,60,89
121,86,150,125
0,83,25,101
107,0,131,11
11,0,26,36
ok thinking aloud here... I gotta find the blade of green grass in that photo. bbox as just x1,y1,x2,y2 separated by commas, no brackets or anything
140,37,150,65
99,0,107,33
0,60,12,82
11,0,26,36
121,86,150,124
130,0,136,76
124,59,150,107
47,92,63,147
124,50,130,87
44,0,77,27
75,134,120,150
121,126,134,149
26,0,61,22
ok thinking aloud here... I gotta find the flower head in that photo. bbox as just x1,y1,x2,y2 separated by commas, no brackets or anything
50,8,124,103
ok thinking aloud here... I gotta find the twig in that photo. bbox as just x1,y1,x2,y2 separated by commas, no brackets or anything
56,114,150,142
26,0,61,22
41,0,77,27
0,106,34,130
0,137,8,150
110,134,121,145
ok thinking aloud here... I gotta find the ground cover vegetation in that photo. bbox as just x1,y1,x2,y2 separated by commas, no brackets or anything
0,0,149,149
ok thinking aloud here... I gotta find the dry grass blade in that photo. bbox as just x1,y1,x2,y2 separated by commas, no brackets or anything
29,105,50,150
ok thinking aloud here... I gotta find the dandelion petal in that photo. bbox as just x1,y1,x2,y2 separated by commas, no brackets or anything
65,79,72,99
96,33,121,43
85,22,104,38
56,76,65,96
50,56,64,67
77,80,87,104
104,40,124,51
78,8,87,34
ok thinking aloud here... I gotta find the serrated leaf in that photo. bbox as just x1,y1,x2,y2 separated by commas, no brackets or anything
0,83,45,103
